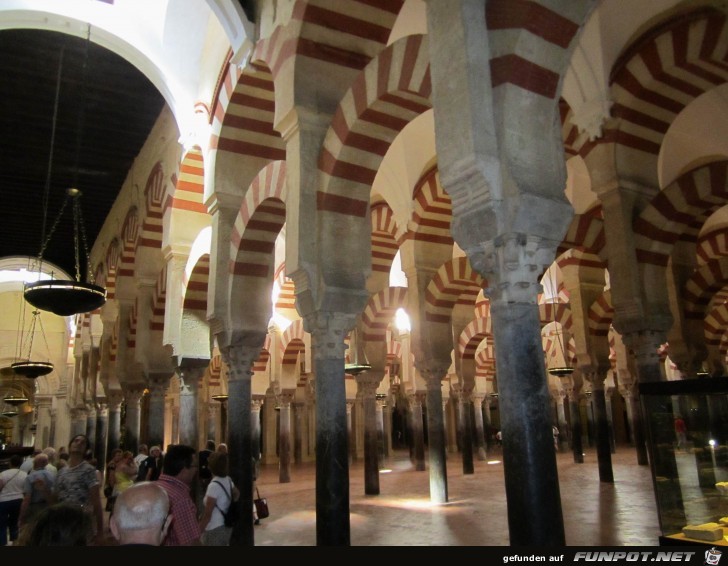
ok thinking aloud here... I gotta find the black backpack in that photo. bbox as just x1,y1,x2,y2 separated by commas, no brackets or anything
135,457,149,482
212,479,239,527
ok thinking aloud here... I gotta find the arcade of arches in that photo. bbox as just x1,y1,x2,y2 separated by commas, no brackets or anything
2,0,728,546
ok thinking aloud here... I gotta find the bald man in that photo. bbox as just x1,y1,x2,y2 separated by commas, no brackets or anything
110,481,172,546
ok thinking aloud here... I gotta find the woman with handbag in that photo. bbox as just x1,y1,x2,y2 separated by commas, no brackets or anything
199,451,239,546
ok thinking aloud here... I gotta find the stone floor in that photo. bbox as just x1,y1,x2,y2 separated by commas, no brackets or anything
250,443,662,546
94,443,661,547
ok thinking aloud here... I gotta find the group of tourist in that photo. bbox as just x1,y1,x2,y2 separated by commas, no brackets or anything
1,436,251,546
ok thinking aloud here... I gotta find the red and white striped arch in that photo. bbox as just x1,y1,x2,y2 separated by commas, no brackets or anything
698,228,728,265
210,37,284,163
424,257,485,324
103,238,121,300
118,208,139,279
458,317,493,362
588,290,614,337
139,163,166,252
252,333,272,375
182,255,210,318
361,286,408,342
317,33,432,218
371,202,399,276
280,318,306,367
411,166,452,247
634,161,728,267
684,257,728,319
609,8,728,185
557,208,606,260
170,148,206,215
229,160,287,280
150,265,166,333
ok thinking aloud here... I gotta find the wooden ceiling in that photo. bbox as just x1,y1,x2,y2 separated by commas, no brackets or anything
0,28,165,279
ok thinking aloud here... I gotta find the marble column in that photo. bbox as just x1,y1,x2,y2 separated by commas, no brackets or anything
278,391,294,484
424,369,448,504
94,403,108,468
147,374,171,449
122,385,145,454
177,359,208,448
587,373,614,483
472,394,487,460
106,391,123,454
85,403,97,453
308,312,352,546
225,342,261,547
410,393,426,471
251,400,262,460
34,394,53,450
459,387,474,474
356,375,380,495
563,378,584,464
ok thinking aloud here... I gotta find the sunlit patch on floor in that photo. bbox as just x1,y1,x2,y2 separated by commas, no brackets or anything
487,459,502,465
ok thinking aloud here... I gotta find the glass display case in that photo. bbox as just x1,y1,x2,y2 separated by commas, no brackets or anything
639,377,728,546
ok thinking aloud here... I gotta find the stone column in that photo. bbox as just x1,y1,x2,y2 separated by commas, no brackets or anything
70,407,88,438
34,394,53,450
122,385,145,454
85,403,97,452
459,387,474,474
562,377,584,463
251,400,262,460
278,390,294,483
556,390,568,451
95,402,109,470
261,388,278,465
423,368,449,503
293,401,304,464
207,402,220,444
376,395,386,464
472,394,487,460
356,374,380,495
307,312,353,546
345,401,354,461
177,359,208,448
147,374,171,449
486,237,566,545
225,341,262,547
410,393,426,471
585,372,614,482
106,390,123,454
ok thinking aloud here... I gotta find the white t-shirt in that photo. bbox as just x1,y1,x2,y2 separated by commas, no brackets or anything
0,468,27,502
204,476,233,530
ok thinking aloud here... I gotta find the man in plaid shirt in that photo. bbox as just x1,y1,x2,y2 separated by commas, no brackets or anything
157,445,201,546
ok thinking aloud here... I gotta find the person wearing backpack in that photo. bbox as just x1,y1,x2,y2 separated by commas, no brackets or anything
198,451,239,546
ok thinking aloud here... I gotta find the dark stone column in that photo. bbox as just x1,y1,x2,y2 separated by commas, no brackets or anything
225,342,261,547
177,358,208,448
424,369,448,504
106,390,123,454
95,402,109,469
278,390,294,484
490,298,565,545
410,393,426,471
121,385,145,454
589,376,614,483
147,374,171,449
356,374,380,495
308,313,352,546
460,388,474,474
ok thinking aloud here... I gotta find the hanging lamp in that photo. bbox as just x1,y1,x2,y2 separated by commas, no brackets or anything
545,266,574,378
23,25,107,317
10,308,54,379
1,402,19,417
345,326,371,376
